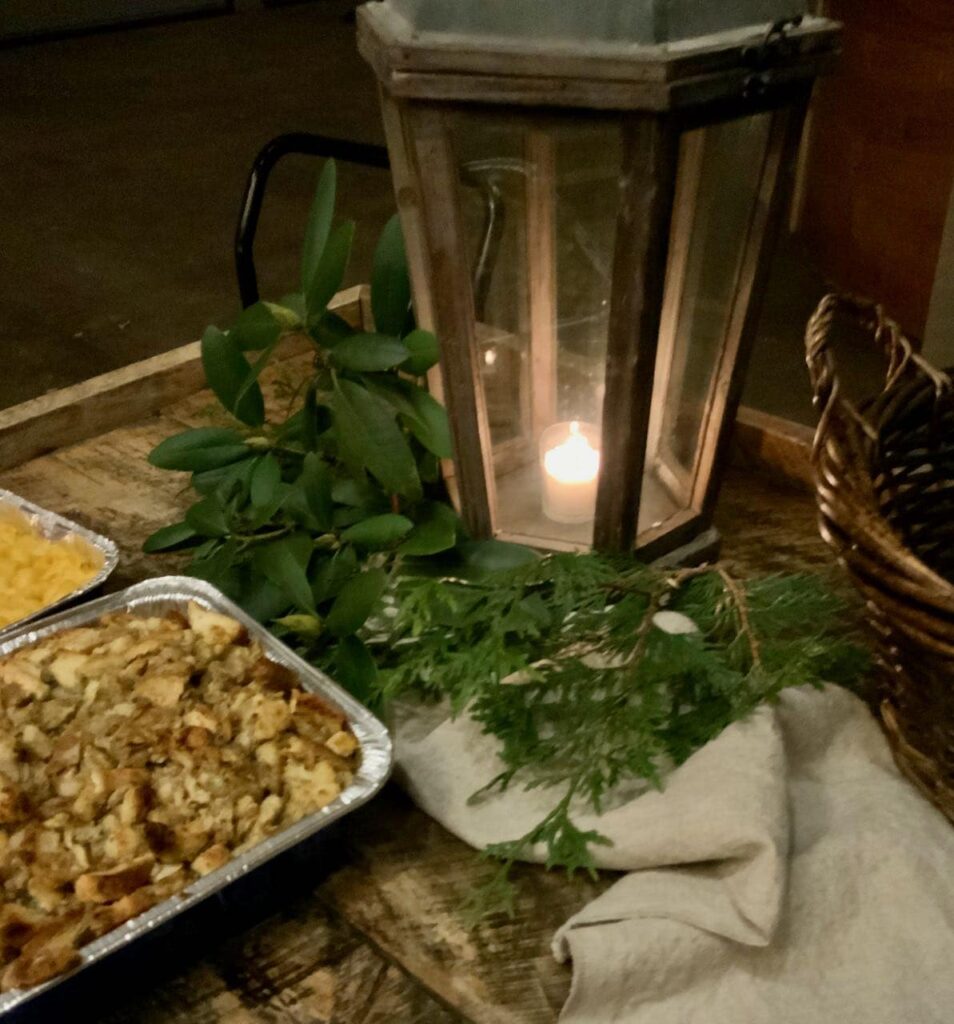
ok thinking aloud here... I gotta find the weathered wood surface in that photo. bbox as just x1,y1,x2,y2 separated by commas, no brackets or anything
0,361,833,1023
0,286,366,474
98,886,465,1024
320,787,606,1024
732,406,814,493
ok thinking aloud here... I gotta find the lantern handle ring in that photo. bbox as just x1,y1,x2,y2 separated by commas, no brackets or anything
742,15,804,70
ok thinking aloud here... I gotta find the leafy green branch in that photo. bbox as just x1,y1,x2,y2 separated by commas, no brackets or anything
143,160,464,697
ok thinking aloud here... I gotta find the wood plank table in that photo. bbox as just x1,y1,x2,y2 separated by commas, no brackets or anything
0,289,832,1024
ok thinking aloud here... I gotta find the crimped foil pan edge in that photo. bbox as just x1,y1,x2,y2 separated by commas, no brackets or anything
0,488,120,640
0,575,392,1015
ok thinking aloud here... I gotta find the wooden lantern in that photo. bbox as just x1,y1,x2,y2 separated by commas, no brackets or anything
359,2,840,559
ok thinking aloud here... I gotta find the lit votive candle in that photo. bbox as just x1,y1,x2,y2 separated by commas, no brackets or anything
540,420,600,524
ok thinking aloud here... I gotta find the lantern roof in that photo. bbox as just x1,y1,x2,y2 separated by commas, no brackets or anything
358,0,840,111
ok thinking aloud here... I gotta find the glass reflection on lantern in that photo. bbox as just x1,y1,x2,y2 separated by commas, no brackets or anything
454,120,620,550
451,114,772,552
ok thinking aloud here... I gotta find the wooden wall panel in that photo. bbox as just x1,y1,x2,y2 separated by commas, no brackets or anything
799,0,954,337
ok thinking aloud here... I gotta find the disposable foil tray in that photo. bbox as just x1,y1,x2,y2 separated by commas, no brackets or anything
0,576,392,1016
0,489,119,640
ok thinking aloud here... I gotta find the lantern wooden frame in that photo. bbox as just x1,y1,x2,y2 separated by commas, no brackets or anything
359,5,840,557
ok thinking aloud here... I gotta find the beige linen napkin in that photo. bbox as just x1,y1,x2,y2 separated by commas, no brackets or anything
393,685,954,1023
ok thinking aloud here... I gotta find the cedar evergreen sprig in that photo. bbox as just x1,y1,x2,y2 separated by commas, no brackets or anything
372,554,868,920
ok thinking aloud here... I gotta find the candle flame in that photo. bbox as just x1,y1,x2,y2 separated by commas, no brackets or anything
544,424,600,485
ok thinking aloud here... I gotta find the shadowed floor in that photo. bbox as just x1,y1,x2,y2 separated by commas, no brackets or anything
0,1,392,409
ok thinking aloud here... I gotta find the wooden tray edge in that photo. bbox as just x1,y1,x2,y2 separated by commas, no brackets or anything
0,286,368,472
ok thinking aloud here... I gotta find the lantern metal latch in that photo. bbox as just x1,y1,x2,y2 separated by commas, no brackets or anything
742,15,804,99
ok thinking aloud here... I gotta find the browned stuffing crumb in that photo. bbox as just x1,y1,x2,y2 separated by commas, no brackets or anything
0,602,359,991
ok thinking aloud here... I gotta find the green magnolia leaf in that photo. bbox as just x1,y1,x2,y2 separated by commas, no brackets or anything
309,310,355,349
301,160,336,296
279,410,305,444
281,403,332,447
250,454,282,509
230,303,282,351
284,489,320,532
288,536,316,569
364,376,451,459
335,634,377,703
311,545,358,604
148,428,249,472
191,456,256,496
401,328,440,375
263,301,301,331
254,537,316,613
142,521,198,554
247,482,290,530
325,568,387,637
459,539,540,573
332,378,421,500
220,458,260,508
240,575,291,623
331,477,379,508
399,502,458,556
419,451,440,483
333,507,367,529
186,540,242,598
400,381,453,459
362,376,416,418
274,613,323,638
302,383,320,452
330,333,410,372
298,452,333,530
371,214,411,336
192,538,220,560
341,513,413,549
185,496,230,537
232,337,281,419
276,293,307,325
201,326,265,427
305,220,355,320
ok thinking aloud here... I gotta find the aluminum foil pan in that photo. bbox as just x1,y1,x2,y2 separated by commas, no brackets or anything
0,488,119,640
0,576,392,1016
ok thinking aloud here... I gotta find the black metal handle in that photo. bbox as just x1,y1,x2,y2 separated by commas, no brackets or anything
234,133,390,309
742,15,804,69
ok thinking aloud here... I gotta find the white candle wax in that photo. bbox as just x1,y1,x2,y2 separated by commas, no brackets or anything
541,421,600,524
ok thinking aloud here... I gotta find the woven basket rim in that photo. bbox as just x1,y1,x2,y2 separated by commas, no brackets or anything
808,293,954,603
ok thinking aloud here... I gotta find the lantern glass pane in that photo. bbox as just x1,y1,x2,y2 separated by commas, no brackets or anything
451,116,623,550
455,127,531,449
645,113,772,514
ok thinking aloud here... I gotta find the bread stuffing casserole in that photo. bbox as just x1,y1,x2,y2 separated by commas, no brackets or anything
0,602,359,991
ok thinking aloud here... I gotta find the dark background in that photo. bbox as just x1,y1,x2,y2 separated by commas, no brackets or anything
1,0,951,420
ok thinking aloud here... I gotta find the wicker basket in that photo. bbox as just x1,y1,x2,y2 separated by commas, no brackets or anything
806,294,954,821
